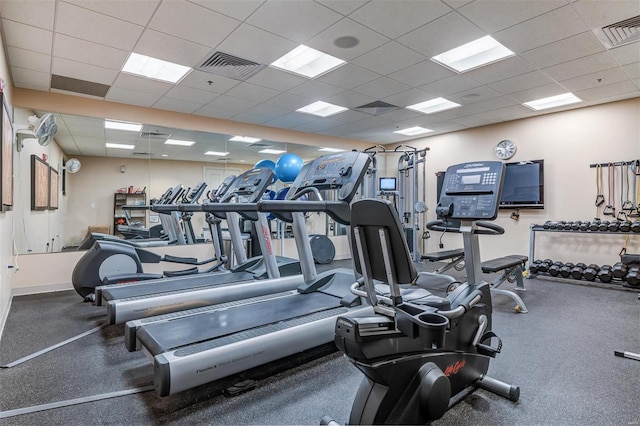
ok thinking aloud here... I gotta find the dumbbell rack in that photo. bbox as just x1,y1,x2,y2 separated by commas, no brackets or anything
528,224,639,291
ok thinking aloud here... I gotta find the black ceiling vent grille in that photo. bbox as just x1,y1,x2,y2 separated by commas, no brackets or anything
196,51,266,81
140,131,171,139
595,15,640,48
249,142,271,147
132,151,153,157
354,101,400,115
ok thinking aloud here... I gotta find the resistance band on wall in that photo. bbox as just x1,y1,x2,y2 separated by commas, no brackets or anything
630,160,640,218
619,162,632,220
595,164,604,218
603,163,615,216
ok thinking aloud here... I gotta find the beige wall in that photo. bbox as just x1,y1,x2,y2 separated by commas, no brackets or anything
387,98,640,266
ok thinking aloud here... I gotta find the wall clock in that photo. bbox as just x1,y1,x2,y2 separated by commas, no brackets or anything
495,139,516,160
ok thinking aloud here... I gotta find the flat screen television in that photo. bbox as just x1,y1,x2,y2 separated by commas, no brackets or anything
379,177,397,191
499,160,544,209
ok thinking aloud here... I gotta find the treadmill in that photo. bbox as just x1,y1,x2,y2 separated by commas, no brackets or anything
94,167,301,324
131,151,373,396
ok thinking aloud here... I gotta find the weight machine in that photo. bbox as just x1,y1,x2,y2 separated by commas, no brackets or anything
360,145,428,262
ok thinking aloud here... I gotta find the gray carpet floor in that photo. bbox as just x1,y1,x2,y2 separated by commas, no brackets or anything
1,260,638,425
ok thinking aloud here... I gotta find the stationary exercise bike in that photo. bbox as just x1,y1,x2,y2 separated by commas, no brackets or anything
328,161,519,425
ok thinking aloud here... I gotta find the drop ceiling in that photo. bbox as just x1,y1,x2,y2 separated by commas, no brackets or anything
1,0,639,160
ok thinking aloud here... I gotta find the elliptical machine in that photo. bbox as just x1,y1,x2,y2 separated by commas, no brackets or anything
330,161,519,424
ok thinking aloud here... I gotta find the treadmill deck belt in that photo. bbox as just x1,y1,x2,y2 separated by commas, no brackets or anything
138,292,340,355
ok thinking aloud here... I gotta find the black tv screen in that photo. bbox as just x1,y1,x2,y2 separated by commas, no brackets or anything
499,160,544,209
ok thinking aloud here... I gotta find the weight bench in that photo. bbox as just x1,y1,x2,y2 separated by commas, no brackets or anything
422,249,528,313
481,255,529,314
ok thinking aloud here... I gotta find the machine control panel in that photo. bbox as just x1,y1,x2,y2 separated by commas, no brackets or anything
219,168,275,203
439,161,505,220
289,151,371,202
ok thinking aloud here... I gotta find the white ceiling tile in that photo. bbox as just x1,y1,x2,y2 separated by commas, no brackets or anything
246,67,307,92
441,0,473,9
315,110,371,126
575,80,640,101
263,112,318,129
350,0,451,39
134,29,212,67
305,18,390,61
63,0,160,26
388,60,454,87
520,32,605,69
56,1,144,50
316,64,380,89
11,66,50,88
488,71,556,94
457,96,519,115
458,0,566,33
216,23,298,64
163,85,219,104
352,42,426,75
52,57,118,85
2,19,52,54
292,118,340,132
225,82,280,102
376,108,422,122
105,86,160,107
111,73,173,96
622,62,640,79
352,77,411,99
509,83,573,103
560,67,630,92
419,75,480,96
447,86,503,104
206,94,260,111
188,0,264,21
153,97,205,114
53,34,129,70
315,0,369,16
149,0,240,48
481,105,538,120
247,1,342,43
463,56,534,85
50,87,105,100
194,104,240,119
288,80,346,100
571,0,640,30
397,12,485,58
609,42,640,66
263,92,312,109
0,0,55,30
244,103,290,120
543,52,618,81
584,90,640,105
6,47,50,73
230,111,273,125
382,89,436,107
494,6,588,53
324,90,377,108
179,70,240,94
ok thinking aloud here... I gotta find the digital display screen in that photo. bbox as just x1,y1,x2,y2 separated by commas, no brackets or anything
379,177,397,191
462,175,481,184
500,160,544,209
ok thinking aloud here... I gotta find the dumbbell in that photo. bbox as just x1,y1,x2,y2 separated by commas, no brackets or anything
582,264,601,281
559,262,575,278
597,265,613,283
598,221,610,231
611,262,628,279
571,263,588,280
529,260,542,274
589,221,600,231
537,259,553,273
548,261,564,277
579,221,590,231
619,220,631,232
607,221,620,232
543,220,555,229
624,266,640,287
631,220,640,232
570,221,581,230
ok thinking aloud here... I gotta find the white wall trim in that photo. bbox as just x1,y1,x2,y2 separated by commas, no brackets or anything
12,283,73,297
0,293,13,343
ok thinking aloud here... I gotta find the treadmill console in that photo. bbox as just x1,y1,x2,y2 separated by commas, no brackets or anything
220,168,275,203
438,161,505,220
288,152,372,202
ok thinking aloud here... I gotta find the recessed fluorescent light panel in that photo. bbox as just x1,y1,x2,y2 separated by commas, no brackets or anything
104,120,142,132
431,35,515,73
230,136,262,143
271,45,346,78
164,139,195,146
259,149,286,155
523,93,582,110
204,151,229,156
319,147,345,152
407,97,461,114
297,101,348,117
106,143,135,150
122,52,191,83
393,126,434,136
161,154,169,157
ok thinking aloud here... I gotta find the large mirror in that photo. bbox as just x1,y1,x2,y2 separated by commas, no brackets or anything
12,108,332,255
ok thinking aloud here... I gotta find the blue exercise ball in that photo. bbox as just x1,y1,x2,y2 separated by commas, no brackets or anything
275,154,304,183
263,190,276,220
254,159,277,183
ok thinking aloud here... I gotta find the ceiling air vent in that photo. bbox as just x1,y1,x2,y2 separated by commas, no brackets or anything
196,51,266,81
132,151,153,157
354,101,400,115
140,131,171,139
595,15,640,48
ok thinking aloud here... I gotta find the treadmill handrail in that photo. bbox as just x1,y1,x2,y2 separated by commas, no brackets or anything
258,200,351,225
